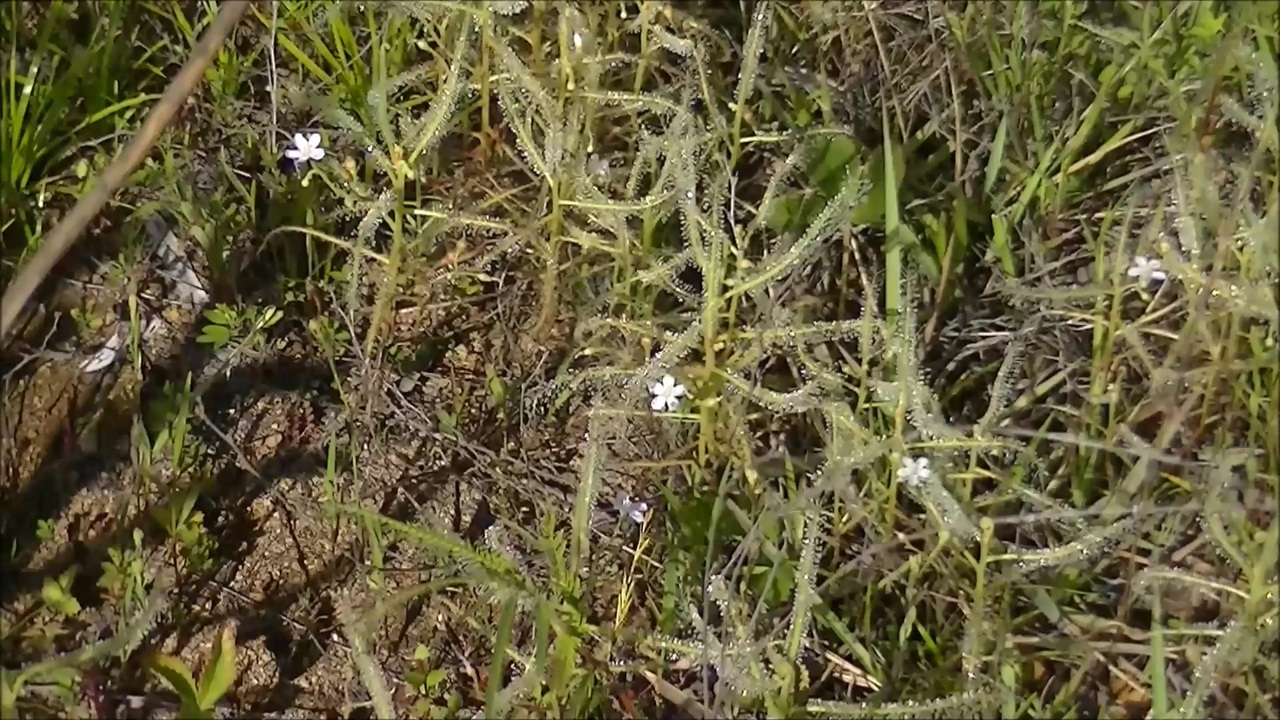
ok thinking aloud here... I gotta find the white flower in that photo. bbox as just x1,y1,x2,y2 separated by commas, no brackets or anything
587,153,609,180
285,132,326,164
649,373,686,412
1127,255,1167,285
897,456,931,489
614,492,648,524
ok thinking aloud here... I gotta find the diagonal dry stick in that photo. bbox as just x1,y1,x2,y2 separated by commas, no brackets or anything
639,669,713,720
0,0,251,344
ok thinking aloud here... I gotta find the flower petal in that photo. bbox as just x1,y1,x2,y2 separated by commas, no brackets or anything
285,148,303,160
311,146,326,161
661,374,676,390
307,132,322,148
293,132,308,149
671,383,686,398
651,395,667,411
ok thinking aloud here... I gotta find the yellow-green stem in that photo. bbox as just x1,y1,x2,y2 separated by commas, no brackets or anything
530,3,543,67
633,4,649,94
480,17,491,138
536,181,565,336
364,173,405,357
882,103,902,336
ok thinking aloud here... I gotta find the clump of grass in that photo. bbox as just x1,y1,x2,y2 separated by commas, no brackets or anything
1,0,166,278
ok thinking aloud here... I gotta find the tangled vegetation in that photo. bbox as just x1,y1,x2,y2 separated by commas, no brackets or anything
1,1,1276,718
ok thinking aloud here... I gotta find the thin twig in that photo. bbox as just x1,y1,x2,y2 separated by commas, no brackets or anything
639,669,714,720
0,0,251,343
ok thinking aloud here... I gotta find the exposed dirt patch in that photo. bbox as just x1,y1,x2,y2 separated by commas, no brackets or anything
1,237,609,717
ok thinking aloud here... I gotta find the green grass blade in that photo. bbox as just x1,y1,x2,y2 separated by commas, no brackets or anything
484,592,519,719
882,101,901,325
1149,589,1168,719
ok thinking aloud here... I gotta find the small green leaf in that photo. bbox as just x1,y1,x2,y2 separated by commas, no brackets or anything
899,605,917,646
809,135,860,196
900,225,940,279
203,306,231,326
765,194,816,235
424,668,449,691
148,653,201,713
486,366,506,405
1099,63,1118,86
2,674,23,719
850,141,906,226
151,428,170,459
196,324,232,348
921,213,948,261
990,214,1017,277
40,576,80,618
196,625,237,710
258,306,284,329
